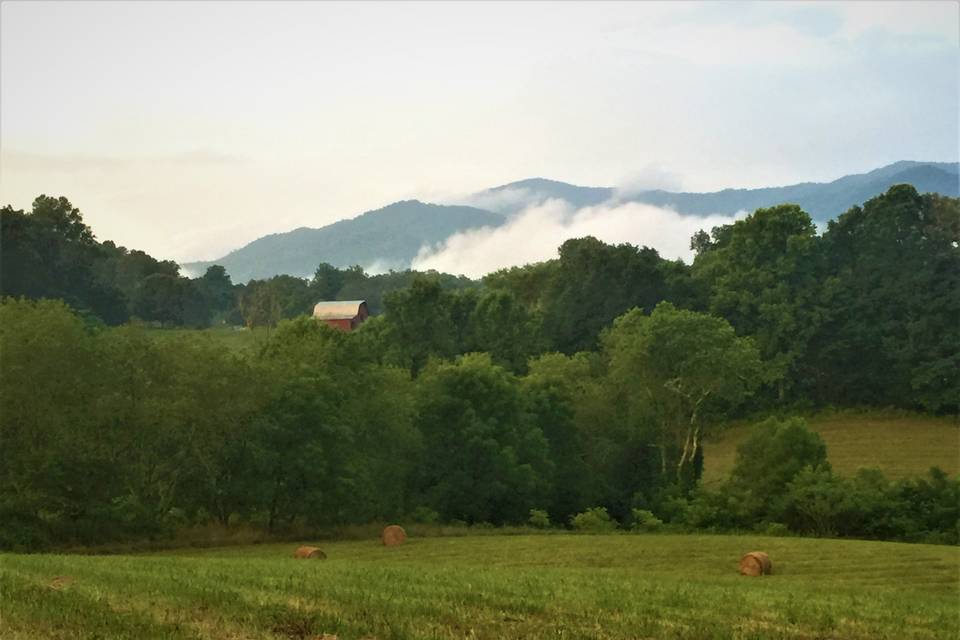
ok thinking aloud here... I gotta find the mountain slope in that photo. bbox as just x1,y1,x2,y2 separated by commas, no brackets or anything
184,161,958,282
629,162,959,220
183,200,504,282
481,161,959,220
485,177,614,209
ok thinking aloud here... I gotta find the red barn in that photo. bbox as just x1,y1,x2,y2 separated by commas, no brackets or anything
312,300,369,331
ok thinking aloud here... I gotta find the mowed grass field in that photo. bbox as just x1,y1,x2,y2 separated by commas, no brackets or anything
2,534,958,640
702,413,960,485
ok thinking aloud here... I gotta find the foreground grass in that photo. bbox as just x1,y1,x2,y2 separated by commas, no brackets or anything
703,412,960,485
2,534,958,639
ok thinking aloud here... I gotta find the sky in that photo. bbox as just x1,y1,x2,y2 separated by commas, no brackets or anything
1,1,958,264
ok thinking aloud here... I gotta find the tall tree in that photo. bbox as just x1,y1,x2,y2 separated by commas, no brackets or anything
483,261,558,310
541,237,671,353
415,353,552,523
238,275,313,327
255,317,420,526
131,273,208,327
523,353,606,520
309,262,347,300
692,204,822,401
810,186,960,411
603,302,763,483
1,197,127,324
381,277,459,375
30,195,95,245
465,289,544,373
196,265,236,323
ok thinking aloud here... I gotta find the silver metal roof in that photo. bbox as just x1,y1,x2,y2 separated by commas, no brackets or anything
312,300,366,320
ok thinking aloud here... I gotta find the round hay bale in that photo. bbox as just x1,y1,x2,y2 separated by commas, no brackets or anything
739,551,772,576
381,525,407,546
293,545,326,559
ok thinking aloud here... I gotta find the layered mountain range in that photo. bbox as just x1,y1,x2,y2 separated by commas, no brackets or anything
183,160,959,282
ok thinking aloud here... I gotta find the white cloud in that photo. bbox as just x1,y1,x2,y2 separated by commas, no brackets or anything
412,198,743,278
451,186,539,216
363,258,408,276
614,165,684,199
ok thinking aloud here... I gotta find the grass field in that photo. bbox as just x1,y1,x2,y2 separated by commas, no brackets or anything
145,326,273,355
702,413,960,486
2,533,958,639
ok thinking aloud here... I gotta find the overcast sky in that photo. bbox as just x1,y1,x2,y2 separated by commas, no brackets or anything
2,1,957,263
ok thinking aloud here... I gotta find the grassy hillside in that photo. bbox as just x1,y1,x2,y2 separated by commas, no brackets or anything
703,413,960,486
2,534,957,639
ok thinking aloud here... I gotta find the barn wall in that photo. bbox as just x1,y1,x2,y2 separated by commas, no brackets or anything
323,318,354,332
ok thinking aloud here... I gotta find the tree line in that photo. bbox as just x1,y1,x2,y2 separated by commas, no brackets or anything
3,185,956,413
0,184,957,549
478,185,958,414
0,195,473,329
229,184,960,413
2,296,955,550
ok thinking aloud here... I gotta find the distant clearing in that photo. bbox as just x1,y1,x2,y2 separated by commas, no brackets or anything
703,413,960,485
145,326,272,354
2,534,957,639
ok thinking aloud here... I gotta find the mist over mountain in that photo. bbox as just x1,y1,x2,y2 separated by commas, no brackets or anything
468,161,960,220
183,201,503,283
183,161,959,282
464,178,616,213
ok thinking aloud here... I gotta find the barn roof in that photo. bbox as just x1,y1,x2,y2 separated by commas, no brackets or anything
313,300,366,320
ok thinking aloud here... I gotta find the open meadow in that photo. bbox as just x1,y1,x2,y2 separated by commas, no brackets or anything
702,413,960,485
145,326,274,355
2,533,958,640
4,4,959,640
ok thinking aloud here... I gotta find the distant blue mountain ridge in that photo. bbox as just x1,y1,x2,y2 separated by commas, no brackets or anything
182,161,958,283
476,160,959,219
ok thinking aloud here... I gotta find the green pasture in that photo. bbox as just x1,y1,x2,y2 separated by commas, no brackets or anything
145,326,272,354
2,533,958,639
703,413,960,485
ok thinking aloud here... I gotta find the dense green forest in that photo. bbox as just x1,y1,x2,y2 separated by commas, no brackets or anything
0,196,475,328
1,184,958,550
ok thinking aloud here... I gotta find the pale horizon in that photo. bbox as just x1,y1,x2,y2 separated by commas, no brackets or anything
2,1,958,264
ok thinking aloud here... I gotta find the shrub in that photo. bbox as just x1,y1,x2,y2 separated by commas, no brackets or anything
838,468,904,539
682,492,723,530
758,522,790,537
528,509,551,529
0,507,51,552
570,507,618,532
893,467,959,544
630,509,663,531
729,416,828,517
163,507,189,527
410,506,440,524
782,466,846,537
683,485,755,531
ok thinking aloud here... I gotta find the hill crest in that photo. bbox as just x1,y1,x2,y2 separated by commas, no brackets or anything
183,161,958,282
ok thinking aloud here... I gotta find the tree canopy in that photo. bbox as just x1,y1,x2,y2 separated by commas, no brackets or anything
2,184,958,550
